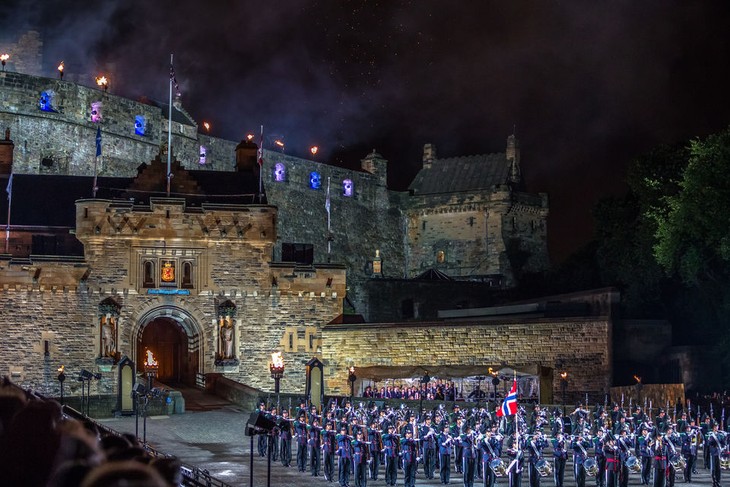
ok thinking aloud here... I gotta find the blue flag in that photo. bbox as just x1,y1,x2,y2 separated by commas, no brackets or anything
5,173,11,202
95,127,102,157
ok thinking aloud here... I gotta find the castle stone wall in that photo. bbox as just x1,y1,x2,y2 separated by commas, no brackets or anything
321,318,612,399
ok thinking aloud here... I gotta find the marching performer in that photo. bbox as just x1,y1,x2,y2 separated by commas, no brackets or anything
707,421,724,487
421,415,437,480
352,429,369,487
336,425,353,487
401,426,419,487
461,422,478,487
368,419,382,481
382,424,400,486
438,423,454,485
294,411,309,472
308,418,322,477
571,434,592,487
322,420,337,482
637,426,652,485
527,431,548,487
551,430,568,487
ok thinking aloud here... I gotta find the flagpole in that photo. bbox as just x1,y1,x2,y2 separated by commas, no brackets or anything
93,155,98,198
326,177,331,258
167,53,173,197
258,124,264,202
5,174,11,254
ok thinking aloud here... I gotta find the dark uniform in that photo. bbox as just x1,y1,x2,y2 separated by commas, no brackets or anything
401,430,419,487
527,433,548,487
308,421,322,477
421,419,437,479
352,431,369,487
603,435,618,487
437,426,454,485
337,428,353,487
707,425,724,487
368,422,382,481
382,426,399,486
552,433,568,487
680,425,698,483
294,415,309,471
279,412,293,467
637,428,653,485
571,436,592,487
460,427,478,487
322,423,337,482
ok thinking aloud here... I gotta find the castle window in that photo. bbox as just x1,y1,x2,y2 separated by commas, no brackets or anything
436,250,445,263
199,145,207,165
342,179,354,197
182,261,193,288
39,90,56,112
282,243,314,265
309,171,321,190
90,101,103,123
274,163,286,182
143,261,155,287
134,115,146,136
469,217,475,227
422,221,427,231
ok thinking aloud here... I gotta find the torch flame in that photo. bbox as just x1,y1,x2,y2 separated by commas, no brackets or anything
145,349,158,367
203,122,210,131
246,134,254,141
271,351,284,369
58,61,64,72
58,365,65,373
0,54,9,62
633,375,641,383
310,146,318,155
274,140,284,148
560,371,568,379
95,76,108,87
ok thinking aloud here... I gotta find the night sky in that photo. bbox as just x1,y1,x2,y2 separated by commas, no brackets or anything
2,0,730,263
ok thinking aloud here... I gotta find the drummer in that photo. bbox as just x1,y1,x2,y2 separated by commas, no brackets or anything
571,434,593,487
551,431,568,487
617,429,634,487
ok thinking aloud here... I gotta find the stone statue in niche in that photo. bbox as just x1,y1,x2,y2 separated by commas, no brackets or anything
220,316,235,359
101,314,116,357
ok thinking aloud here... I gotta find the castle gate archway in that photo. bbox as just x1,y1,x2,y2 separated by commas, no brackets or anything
133,306,203,387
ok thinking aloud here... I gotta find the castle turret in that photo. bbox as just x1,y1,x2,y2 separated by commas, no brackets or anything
422,143,437,169
361,150,388,187
506,134,521,184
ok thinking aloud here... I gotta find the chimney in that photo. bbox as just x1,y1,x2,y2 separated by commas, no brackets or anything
235,139,259,172
0,128,14,176
422,143,437,169
506,134,521,184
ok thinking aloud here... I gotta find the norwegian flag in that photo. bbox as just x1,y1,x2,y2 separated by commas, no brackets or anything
496,378,518,417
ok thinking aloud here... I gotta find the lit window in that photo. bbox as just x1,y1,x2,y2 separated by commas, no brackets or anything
199,145,207,165
274,163,286,182
39,90,56,112
309,171,321,189
91,101,103,123
343,179,354,197
436,250,445,263
134,115,146,136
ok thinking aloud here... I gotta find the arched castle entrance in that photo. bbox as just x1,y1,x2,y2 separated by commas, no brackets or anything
132,306,204,387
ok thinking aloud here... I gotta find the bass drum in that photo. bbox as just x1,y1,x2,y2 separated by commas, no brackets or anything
536,458,552,477
626,456,641,474
721,453,730,470
490,458,507,477
584,458,598,476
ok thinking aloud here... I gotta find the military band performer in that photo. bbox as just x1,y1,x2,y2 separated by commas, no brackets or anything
438,424,454,485
257,402,268,457
571,434,592,487
421,415,437,480
266,406,280,461
460,423,478,487
279,409,293,467
479,427,502,487
603,432,618,487
453,417,465,473
637,426,652,485
352,429,370,487
707,421,724,487
552,431,568,487
322,420,337,482
368,420,382,481
527,431,548,487
680,424,697,483
308,418,322,477
506,433,525,487
383,424,400,486
294,411,309,472
401,426,419,487
701,414,712,470
594,430,607,487
616,429,633,487
651,432,669,487
665,425,681,487
337,425,354,487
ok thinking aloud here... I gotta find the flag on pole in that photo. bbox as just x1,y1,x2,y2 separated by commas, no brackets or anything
95,126,102,157
496,378,518,417
5,173,12,201
258,125,264,167
325,177,331,216
169,60,180,97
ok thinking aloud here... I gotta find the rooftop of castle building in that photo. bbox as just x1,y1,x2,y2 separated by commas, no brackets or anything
408,152,511,195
